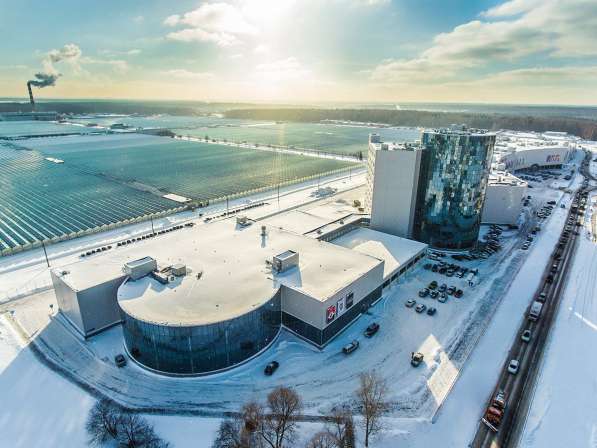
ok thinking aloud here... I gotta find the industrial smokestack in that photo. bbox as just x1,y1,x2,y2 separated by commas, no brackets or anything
27,82,35,107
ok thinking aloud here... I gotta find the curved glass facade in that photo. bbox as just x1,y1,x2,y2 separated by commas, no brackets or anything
414,130,495,249
120,291,281,375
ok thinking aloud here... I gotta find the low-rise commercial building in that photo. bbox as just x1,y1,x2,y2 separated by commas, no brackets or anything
482,172,527,225
53,213,426,376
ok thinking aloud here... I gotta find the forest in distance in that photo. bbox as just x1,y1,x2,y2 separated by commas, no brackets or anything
3,99,597,139
226,108,597,140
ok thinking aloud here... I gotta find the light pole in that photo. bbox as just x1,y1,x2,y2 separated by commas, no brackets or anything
41,241,50,268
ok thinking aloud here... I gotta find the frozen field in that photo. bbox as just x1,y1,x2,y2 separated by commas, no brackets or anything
68,114,422,156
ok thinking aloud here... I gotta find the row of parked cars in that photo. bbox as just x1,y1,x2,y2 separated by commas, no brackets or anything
423,261,470,278
405,299,436,315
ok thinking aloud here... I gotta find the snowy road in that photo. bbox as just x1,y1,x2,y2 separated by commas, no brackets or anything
519,193,597,448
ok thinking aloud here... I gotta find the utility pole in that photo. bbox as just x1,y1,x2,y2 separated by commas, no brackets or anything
150,216,155,234
226,196,229,214
41,241,50,268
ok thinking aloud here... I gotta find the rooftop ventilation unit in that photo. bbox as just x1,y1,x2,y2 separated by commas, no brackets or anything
272,250,299,273
124,256,157,280
236,215,251,227
171,263,187,277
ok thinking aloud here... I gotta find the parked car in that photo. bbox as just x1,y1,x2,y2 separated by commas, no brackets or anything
439,283,447,292
411,352,424,367
415,303,427,313
454,289,464,298
264,361,280,375
438,294,447,303
428,280,438,290
521,330,532,343
405,299,417,308
114,354,127,368
508,359,520,375
427,307,437,316
418,288,430,298
364,322,380,337
430,290,439,299
342,340,360,354
447,286,456,295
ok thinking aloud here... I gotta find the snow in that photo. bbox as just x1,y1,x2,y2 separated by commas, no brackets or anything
519,192,597,448
0,146,591,447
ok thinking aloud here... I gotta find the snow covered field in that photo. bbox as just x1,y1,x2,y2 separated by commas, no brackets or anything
0,151,589,447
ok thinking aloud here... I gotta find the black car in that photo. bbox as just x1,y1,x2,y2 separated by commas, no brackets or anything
364,322,380,337
264,361,280,375
114,354,127,368
427,307,437,316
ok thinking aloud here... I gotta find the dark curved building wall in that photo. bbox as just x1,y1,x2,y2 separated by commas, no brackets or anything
120,290,281,375
414,131,495,249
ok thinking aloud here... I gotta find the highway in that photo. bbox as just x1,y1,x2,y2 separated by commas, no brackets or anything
471,151,596,448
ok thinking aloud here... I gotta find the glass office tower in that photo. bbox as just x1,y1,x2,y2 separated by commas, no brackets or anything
413,128,495,249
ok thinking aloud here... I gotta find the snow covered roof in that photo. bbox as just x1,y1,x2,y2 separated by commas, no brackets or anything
60,219,381,327
332,228,427,279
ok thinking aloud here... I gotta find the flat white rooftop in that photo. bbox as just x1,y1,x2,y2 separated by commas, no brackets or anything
332,227,427,279
59,218,382,326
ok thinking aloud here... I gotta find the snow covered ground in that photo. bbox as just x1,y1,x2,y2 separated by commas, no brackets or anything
0,168,366,303
0,152,588,447
518,195,597,447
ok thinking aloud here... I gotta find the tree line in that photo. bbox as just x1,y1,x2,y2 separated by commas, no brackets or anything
213,370,388,448
225,108,597,140
84,370,389,448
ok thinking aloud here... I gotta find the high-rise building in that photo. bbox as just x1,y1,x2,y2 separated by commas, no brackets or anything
365,134,423,239
413,126,495,249
366,126,495,249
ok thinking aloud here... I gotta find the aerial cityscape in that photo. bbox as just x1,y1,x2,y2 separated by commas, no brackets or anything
1,1,596,447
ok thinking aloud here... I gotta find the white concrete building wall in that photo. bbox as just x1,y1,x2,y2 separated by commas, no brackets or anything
500,147,572,171
368,148,422,238
281,261,384,331
319,261,384,330
482,182,527,225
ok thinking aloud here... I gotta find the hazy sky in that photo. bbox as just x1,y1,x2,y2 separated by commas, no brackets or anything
1,0,597,105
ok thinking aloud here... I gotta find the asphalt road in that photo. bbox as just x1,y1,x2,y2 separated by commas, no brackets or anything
471,152,595,448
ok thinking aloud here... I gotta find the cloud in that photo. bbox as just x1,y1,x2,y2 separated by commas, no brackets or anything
478,66,597,86
254,57,311,82
80,57,129,74
253,44,270,54
165,2,257,47
369,0,597,85
162,69,215,80
133,15,144,24
43,43,82,74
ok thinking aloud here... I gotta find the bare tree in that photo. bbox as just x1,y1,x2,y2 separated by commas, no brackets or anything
213,401,265,448
117,411,170,448
355,371,388,447
260,387,302,448
327,407,355,448
306,431,337,448
213,419,245,448
86,399,121,446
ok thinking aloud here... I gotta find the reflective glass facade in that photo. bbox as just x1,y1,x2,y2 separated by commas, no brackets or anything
414,130,495,249
121,291,281,375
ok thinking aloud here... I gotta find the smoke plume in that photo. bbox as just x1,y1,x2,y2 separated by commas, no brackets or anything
28,72,60,88
27,44,81,89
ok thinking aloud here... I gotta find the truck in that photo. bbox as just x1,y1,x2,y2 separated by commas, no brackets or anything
528,301,543,321
482,390,506,432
